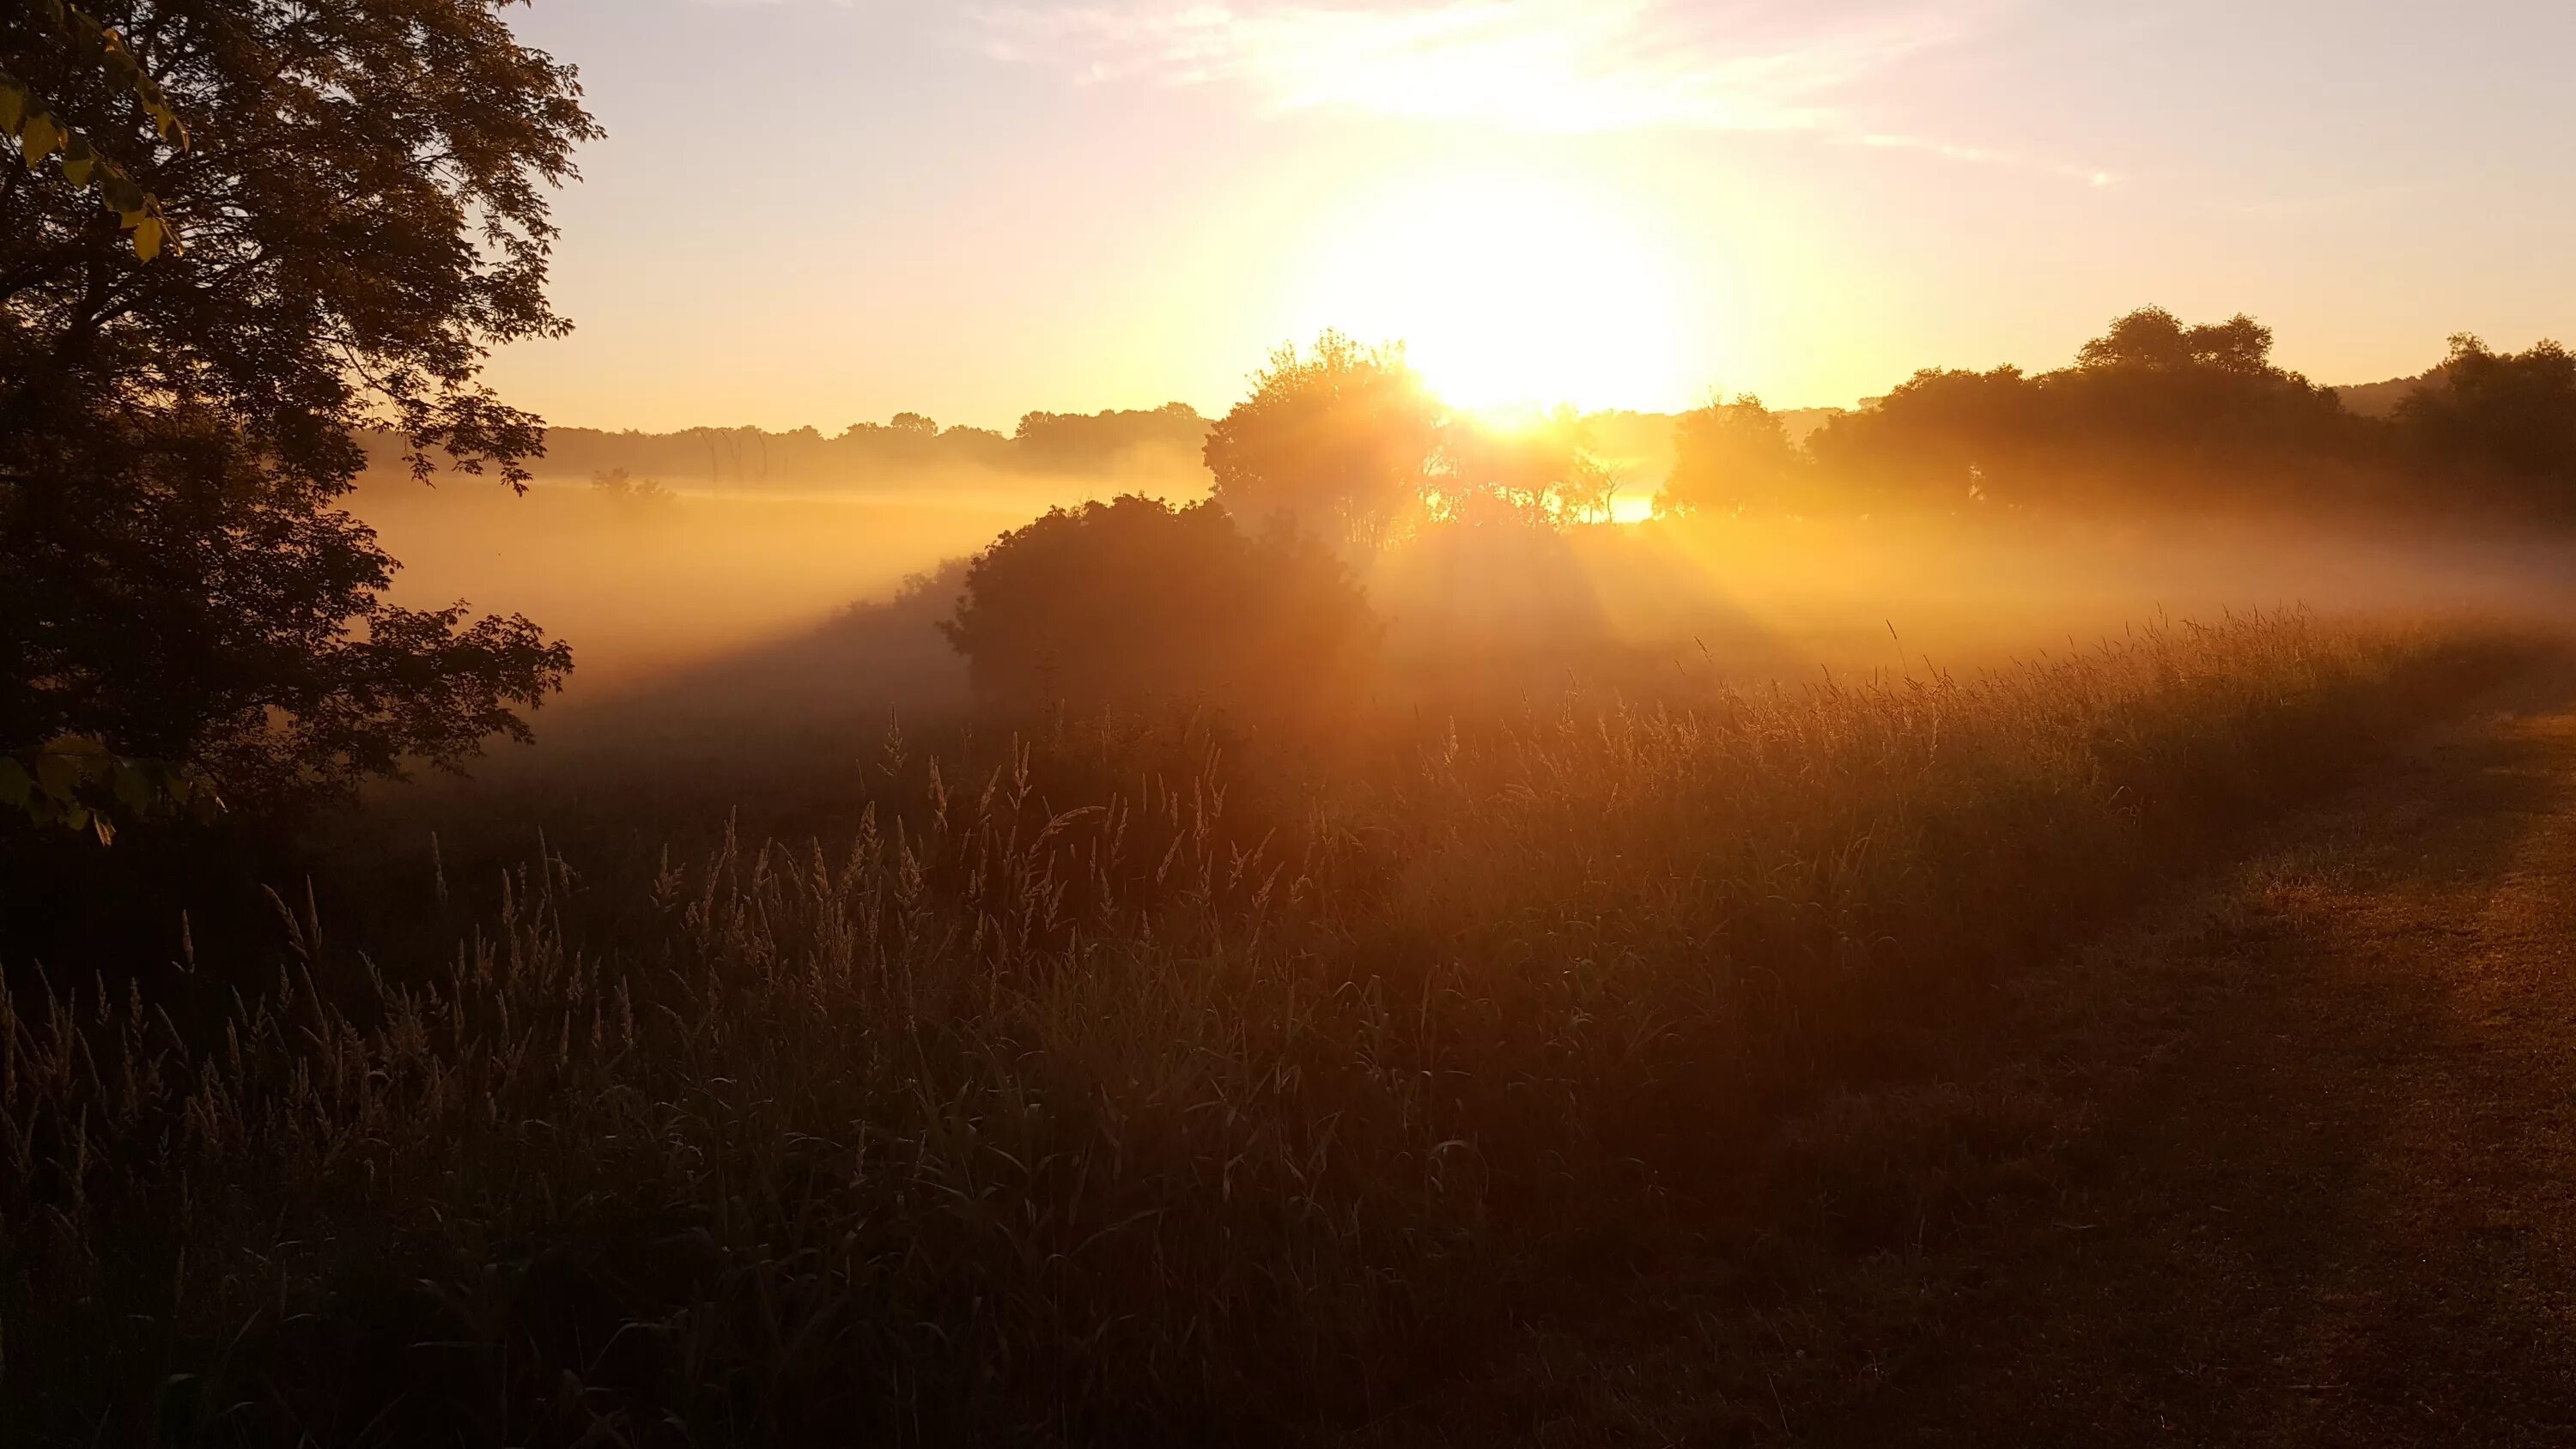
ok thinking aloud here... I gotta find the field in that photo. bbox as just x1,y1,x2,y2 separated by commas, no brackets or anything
3,606,2536,1445
15,7,2576,1445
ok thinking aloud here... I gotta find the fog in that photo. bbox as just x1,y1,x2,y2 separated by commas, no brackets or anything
350,464,1194,699
356,459,2575,775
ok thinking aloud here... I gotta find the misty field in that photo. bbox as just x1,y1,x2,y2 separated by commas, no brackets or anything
2,610,2527,1445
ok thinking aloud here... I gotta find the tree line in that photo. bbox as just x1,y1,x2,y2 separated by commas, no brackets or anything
361,403,1212,490
1690,316,2576,521
935,314,2576,719
1191,312,2576,541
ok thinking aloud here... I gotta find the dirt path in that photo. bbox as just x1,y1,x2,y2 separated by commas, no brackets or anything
1364,661,2576,1446
1807,664,2576,1445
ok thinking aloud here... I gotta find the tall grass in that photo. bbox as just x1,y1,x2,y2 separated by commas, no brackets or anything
0,612,2527,1446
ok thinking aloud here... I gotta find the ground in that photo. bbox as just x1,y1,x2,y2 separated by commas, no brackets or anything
1358,658,2576,1446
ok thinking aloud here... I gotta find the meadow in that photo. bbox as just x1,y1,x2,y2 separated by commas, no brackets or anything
15,7,2576,1442
2,605,2531,1446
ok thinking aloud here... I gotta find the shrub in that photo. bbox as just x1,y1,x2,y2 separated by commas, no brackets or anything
940,494,1381,720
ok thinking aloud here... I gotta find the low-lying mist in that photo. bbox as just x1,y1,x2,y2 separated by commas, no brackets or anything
361,463,2576,784
349,460,1197,699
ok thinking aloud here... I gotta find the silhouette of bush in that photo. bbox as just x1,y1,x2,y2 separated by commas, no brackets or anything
941,494,1380,719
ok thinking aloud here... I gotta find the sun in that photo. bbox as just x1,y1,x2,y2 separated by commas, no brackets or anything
1295,168,1699,415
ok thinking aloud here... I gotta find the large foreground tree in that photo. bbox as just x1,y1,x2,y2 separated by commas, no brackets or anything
2,1,596,814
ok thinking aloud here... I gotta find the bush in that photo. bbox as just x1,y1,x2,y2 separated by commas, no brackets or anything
940,494,1381,720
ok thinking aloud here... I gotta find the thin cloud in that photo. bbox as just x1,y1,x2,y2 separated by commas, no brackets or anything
970,0,2109,182
975,1,1937,132
1856,131,2117,188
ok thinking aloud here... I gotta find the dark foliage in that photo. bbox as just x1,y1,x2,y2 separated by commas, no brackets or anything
473,403,1213,491
1659,392,1805,517
1802,307,2358,513
1781,307,2576,519
1202,331,1443,552
941,494,1381,718
2396,334,2576,509
1,1,595,810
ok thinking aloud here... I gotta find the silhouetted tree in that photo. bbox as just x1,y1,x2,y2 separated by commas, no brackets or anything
941,496,1379,718
2395,335,2576,508
1806,367,2039,509
1437,406,1614,526
1013,402,1206,473
1660,394,1804,517
1202,332,1440,552
2048,308,2352,506
592,467,674,510
2075,306,2276,374
1,1,593,813
0,3,185,260
1806,308,2358,512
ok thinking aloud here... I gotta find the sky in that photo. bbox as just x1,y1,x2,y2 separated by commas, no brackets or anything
482,0,2576,433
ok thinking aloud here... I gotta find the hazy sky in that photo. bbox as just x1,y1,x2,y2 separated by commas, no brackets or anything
483,0,2576,432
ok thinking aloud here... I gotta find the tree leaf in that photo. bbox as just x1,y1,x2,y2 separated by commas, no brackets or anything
112,760,153,813
0,759,30,810
20,109,64,162
61,131,95,187
132,213,165,261
100,170,146,215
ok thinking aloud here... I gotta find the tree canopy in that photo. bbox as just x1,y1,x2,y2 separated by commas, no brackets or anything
1801,308,2360,514
1661,394,1804,517
942,495,1379,719
1436,406,1617,527
2397,335,2576,507
2,1,597,815
1202,332,1441,553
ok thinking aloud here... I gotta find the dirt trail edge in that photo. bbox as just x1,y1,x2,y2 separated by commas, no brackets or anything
1362,658,2576,1447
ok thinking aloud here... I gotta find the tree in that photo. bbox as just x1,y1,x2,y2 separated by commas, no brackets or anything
1659,394,1803,517
1436,405,1614,526
3,2,598,815
2073,306,2276,375
2394,334,2576,508
940,495,1380,718
1013,403,1208,473
592,466,673,509
1202,332,1440,553
1805,308,2358,512
0,2,187,260
2047,306,2352,506
1806,367,2039,508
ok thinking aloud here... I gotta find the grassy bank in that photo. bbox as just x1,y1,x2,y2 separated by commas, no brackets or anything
0,612,2533,1446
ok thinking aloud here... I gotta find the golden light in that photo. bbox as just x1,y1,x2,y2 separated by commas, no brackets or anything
1293,168,1701,415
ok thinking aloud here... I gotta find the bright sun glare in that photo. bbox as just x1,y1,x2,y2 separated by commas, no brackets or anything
1297,171,1699,415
